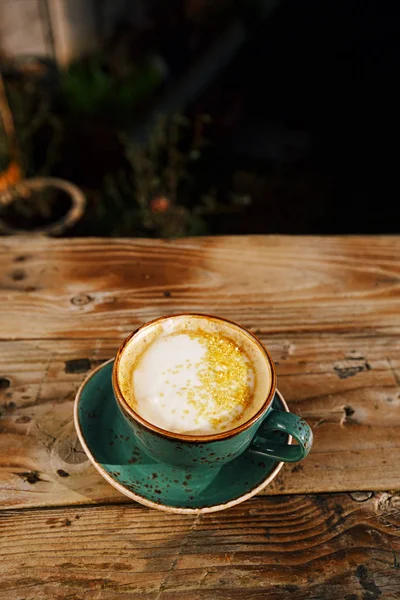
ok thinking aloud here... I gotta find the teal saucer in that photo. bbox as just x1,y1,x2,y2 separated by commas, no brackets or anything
74,359,292,514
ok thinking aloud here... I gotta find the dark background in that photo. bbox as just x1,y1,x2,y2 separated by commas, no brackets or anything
0,0,399,236
193,0,400,234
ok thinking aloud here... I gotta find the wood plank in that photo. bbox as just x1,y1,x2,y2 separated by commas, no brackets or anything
1,334,399,509
1,236,399,340
1,493,399,600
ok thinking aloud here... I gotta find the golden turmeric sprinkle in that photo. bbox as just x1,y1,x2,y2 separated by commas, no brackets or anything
177,328,254,423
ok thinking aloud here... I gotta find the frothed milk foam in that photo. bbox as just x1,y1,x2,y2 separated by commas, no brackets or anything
117,316,272,435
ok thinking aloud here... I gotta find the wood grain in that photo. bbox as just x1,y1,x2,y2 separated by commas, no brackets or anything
0,332,399,509
1,493,399,600
1,236,400,599
1,236,399,340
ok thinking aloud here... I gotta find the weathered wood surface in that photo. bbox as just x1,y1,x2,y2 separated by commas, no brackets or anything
1,236,399,340
0,236,400,510
1,493,399,600
0,334,399,509
1,236,400,599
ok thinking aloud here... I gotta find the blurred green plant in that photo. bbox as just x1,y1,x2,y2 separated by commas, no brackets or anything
95,113,251,237
0,78,62,177
60,55,163,120
1,60,250,237
0,73,63,219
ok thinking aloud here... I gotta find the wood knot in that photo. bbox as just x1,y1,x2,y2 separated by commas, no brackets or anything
71,294,92,306
16,471,42,484
334,358,371,379
57,469,70,478
340,405,357,427
0,377,11,390
344,405,355,418
16,415,31,423
14,255,31,262
348,491,373,502
53,436,88,466
65,358,91,374
3,400,16,411
10,268,26,281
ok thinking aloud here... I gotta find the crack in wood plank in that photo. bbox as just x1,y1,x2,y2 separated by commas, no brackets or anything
155,514,201,600
387,358,400,387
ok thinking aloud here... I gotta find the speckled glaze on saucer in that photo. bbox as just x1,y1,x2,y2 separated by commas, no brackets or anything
74,359,293,514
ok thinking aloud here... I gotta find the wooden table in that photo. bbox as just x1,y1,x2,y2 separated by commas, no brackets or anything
1,235,399,599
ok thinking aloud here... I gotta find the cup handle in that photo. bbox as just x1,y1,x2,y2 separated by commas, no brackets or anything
250,410,313,462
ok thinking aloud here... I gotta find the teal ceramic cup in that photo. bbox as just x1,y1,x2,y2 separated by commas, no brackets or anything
112,315,312,469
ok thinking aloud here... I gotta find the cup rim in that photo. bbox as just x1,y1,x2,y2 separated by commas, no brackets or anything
112,313,277,442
